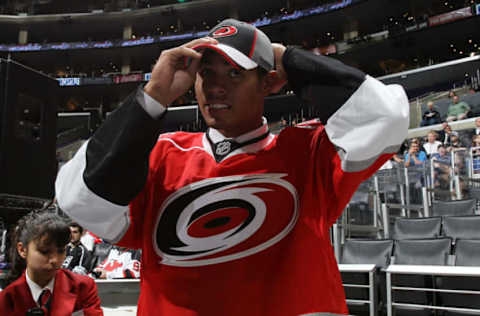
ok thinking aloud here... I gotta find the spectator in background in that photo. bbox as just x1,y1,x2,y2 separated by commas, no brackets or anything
471,135,480,175
420,101,441,126
431,145,451,189
472,134,480,152
62,222,92,276
473,117,480,135
0,210,102,315
464,117,480,141
423,130,441,157
404,139,427,167
432,144,451,165
92,246,140,279
440,123,455,145
447,132,466,152
446,95,470,121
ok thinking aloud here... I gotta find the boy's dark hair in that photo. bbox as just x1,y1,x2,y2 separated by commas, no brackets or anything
256,66,268,79
6,210,70,286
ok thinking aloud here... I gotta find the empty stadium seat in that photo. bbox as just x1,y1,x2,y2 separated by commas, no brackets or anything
437,239,480,316
462,92,480,115
442,215,480,241
431,199,476,217
393,238,452,265
340,239,393,315
453,239,480,266
393,217,442,240
341,239,394,267
392,238,452,316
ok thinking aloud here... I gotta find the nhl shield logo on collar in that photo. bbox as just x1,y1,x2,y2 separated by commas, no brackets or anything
215,140,232,156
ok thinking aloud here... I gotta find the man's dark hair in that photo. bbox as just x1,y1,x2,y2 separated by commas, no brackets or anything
69,222,84,234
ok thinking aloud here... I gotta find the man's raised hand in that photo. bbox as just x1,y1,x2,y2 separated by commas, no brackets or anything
144,37,218,106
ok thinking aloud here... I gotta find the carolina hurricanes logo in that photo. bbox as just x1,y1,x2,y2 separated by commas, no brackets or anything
153,174,298,267
212,26,238,38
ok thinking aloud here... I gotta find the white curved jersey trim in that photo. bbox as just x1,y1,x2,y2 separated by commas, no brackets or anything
325,75,409,172
55,140,130,243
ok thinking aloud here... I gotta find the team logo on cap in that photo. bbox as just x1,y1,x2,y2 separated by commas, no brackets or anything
212,26,238,38
153,174,298,267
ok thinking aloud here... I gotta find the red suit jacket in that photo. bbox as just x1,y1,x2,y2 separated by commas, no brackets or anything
0,269,103,316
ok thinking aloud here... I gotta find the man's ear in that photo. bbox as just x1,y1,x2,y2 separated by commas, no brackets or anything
17,242,27,259
263,70,287,96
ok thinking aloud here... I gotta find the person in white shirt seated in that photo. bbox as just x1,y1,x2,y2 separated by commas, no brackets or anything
423,130,442,157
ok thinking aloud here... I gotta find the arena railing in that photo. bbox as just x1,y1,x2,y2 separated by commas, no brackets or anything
386,264,480,316
338,264,378,316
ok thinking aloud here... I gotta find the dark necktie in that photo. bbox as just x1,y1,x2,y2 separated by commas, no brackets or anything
38,289,52,312
206,129,270,163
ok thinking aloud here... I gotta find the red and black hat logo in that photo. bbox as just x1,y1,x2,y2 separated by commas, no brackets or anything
212,26,238,38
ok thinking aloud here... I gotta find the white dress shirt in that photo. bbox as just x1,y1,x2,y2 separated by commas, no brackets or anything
25,269,55,306
423,141,441,155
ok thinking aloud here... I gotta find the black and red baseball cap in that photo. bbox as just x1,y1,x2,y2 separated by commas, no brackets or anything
193,19,274,72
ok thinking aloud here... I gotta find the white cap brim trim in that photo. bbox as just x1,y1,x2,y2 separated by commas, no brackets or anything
193,43,258,70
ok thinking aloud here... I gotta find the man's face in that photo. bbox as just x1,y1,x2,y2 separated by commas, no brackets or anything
411,143,419,152
453,96,459,104
195,50,268,138
427,133,436,142
438,147,446,155
475,118,480,128
427,102,433,110
70,226,81,244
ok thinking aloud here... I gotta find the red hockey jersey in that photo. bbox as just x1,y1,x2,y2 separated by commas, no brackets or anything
56,47,409,315
117,121,391,315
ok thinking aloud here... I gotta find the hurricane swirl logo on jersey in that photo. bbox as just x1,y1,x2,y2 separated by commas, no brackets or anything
153,174,298,267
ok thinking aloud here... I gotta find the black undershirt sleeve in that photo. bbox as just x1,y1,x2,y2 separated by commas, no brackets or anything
282,46,366,123
84,87,166,205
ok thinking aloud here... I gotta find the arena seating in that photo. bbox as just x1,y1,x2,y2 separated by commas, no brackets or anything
430,199,476,217
442,215,480,241
419,92,480,121
393,238,452,266
435,239,480,316
453,239,480,266
390,238,452,316
340,239,394,315
392,217,442,240
341,239,394,267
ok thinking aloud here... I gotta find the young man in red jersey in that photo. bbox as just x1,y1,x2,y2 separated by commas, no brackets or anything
56,18,409,316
